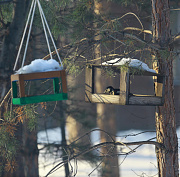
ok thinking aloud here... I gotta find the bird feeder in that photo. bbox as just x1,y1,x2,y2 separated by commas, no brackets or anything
85,64,165,106
11,0,68,105
11,70,67,105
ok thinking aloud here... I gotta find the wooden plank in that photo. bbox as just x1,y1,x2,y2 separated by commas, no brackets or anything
85,65,94,102
155,75,165,95
11,70,63,81
90,94,163,106
129,95,162,106
119,69,129,105
60,70,67,93
18,75,25,97
91,94,120,104
11,74,20,81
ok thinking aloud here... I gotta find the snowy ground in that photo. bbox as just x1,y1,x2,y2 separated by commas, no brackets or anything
38,128,180,177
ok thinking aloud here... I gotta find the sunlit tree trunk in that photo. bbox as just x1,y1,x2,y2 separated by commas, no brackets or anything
94,0,119,176
151,0,179,176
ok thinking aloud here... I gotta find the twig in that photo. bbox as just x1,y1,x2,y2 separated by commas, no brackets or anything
123,27,152,35
45,140,163,177
107,33,126,46
0,88,11,108
101,12,144,33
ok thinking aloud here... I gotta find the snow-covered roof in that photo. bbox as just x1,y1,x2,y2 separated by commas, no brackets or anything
102,58,156,73
15,59,63,74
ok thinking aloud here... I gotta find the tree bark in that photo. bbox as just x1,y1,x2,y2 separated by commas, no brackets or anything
151,0,179,176
94,1,119,176
0,1,39,176
59,102,70,177
0,0,30,76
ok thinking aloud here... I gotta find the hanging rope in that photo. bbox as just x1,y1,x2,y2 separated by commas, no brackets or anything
21,0,37,68
37,0,63,66
37,0,52,59
13,0,63,71
13,0,36,71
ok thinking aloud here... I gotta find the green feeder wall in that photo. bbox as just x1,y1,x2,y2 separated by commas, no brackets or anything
11,70,68,105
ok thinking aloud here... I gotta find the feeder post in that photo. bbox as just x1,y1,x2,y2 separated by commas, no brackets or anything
18,75,26,97
154,75,165,104
61,70,67,93
119,69,130,105
85,64,94,102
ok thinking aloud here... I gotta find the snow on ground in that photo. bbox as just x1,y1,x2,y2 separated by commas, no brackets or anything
38,127,180,177
15,59,63,74
38,127,62,144
102,58,156,73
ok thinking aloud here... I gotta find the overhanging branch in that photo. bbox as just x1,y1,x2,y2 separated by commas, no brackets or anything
123,27,152,35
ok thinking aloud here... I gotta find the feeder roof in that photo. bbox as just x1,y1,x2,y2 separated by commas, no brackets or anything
102,58,156,73
15,59,63,74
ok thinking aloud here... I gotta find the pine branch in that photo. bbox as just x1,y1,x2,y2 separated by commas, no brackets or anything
0,0,13,4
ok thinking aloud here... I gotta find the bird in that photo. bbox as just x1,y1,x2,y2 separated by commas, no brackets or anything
104,86,134,96
104,86,120,95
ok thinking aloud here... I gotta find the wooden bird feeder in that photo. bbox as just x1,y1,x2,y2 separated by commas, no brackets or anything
11,0,68,105
85,64,165,106
11,70,68,105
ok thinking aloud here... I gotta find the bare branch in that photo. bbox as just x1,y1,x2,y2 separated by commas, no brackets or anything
170,35,180,47
45,140,163,177
124,27,152,35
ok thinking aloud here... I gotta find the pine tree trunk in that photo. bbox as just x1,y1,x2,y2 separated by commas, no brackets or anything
0,1,39,176
151,0,179,176
94,1,119,176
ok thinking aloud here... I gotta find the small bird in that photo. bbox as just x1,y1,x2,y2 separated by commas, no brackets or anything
104,86,120,95
104,86,134,96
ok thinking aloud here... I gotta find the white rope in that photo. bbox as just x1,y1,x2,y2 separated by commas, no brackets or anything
13,0,35,71
37,0,63,67
21,0,37,68
14,0,63,70
37,0,52,59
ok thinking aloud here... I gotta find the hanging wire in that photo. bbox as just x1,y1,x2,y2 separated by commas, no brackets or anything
13,0,63,70
13,0,36,71
21,0,37,68
37,0,52,59
37,0,63,67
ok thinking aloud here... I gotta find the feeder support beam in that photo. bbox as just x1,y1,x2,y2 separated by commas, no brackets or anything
119,69,129,105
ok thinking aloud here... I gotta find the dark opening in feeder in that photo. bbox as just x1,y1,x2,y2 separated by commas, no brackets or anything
11,70,68,105
85,64,165,106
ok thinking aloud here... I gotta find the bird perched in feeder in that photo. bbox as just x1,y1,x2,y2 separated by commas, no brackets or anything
104,86,120,95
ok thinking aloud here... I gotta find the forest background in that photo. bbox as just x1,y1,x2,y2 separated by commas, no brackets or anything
0,0,180,177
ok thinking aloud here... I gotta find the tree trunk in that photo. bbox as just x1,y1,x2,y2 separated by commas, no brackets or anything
0,1,39,176
22,122,39,177
59,102,70,177
0,0,30,77
94,1,119,176
151,0,179,176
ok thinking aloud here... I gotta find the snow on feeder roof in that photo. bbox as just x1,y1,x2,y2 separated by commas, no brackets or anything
15,59,63,74
102,58,156,73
